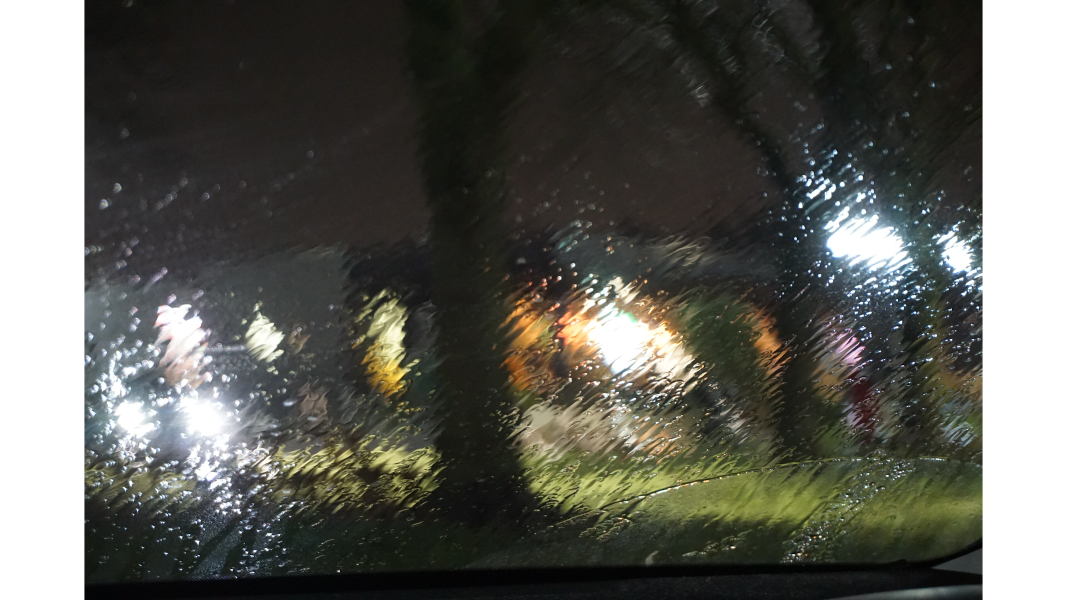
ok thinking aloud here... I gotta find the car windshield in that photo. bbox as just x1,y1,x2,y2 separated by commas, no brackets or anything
85,0,981,583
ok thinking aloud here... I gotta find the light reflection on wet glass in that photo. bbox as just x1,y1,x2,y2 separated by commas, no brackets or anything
85,0,980,583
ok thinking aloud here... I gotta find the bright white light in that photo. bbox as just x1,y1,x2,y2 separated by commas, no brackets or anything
938,232,974,273
587,310,653,374
114,401,155,437
181,397,228,437
825,213,910,271
581,305,693,378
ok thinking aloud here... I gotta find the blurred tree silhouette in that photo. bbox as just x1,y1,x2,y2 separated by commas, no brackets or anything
402,0,980,522
404,0,559,526
562,0,981,457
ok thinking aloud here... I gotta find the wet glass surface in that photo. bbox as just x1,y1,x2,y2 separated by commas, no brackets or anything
85,0,981,582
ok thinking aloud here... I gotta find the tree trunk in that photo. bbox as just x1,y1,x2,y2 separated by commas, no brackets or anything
404,0,550,527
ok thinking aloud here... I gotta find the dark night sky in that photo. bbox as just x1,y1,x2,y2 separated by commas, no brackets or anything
86,1,425,275
85,0,980,280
